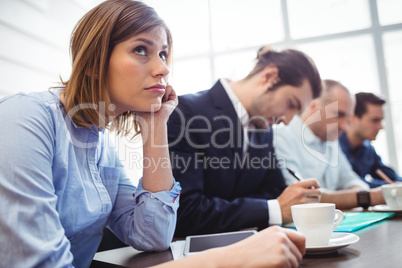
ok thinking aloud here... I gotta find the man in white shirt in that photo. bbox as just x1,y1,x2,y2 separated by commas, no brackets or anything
274,79,386,209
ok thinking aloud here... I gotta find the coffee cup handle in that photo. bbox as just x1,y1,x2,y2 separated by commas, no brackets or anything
333,209,344,230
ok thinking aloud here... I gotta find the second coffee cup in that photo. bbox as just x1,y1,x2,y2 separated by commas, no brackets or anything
381,184,402,209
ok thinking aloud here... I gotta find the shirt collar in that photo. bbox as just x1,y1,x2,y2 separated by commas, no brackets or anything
220,78,250,127
289,115,333,148
288,115,315,144
51,87,103,133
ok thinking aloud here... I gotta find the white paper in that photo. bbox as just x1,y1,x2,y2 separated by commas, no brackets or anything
170,240,186,260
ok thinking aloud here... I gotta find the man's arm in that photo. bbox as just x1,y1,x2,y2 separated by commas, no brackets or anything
321,186,385,209
320,186,361,209
319,148,382,209
318,150,385,209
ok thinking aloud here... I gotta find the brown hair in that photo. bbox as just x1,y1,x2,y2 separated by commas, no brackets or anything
355,92,386,118
246,46,322,98
319,79,350,104
60,0,172,136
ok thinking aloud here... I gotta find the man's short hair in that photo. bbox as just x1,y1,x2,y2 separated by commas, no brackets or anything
319,79,350,104
355,92,386,118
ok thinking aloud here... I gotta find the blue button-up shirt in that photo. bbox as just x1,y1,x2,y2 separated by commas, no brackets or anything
339,132,401,188
0,90,181,268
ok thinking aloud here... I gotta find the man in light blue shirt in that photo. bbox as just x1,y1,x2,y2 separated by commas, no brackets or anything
0,90,181,267
274,80,385,209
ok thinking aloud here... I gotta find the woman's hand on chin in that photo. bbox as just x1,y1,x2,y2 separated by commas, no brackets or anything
137,85,179,132
138,84,178,126
159,84,178,119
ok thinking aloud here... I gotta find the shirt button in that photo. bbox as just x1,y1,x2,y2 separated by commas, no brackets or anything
151,194,155,199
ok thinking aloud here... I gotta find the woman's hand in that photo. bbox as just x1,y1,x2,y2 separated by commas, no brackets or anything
137,85,177,192
159,84,179,120
138,84,178,127
221,226,306,268
154,226,306,268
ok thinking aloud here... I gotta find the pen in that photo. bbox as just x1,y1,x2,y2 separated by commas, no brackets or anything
375,169,393,184
286,168,304,181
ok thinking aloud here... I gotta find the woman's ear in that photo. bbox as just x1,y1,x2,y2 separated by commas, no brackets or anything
259,65,279,88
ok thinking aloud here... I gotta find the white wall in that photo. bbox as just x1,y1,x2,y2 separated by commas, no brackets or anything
0,0,103,97
0,0,143,184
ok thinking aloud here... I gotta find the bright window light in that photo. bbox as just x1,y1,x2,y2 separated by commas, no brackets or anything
287,0,371,38
213,49,256,82
383,30,402,170
209,0,283,52
145,0,210,58
377,0,402,26
170,57,213,96
295,35,379,94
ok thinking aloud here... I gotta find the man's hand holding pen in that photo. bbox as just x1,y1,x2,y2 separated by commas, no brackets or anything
287,168,319,190
277,170,321,224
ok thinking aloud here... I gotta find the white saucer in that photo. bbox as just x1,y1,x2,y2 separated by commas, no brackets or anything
371,204,402,212
306,233,359,254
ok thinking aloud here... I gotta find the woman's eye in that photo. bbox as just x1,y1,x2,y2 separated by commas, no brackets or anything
159,51,167,62
133,46,146,56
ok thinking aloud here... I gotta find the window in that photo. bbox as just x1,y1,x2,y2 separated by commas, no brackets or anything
296,35,379,94
1,0,401,183
287,0,371,38
146,0,210,58
144,0,402,175
213,50,256,82
209,0,283,52
171,57,212,95
383,30,402,170
377,0,402,26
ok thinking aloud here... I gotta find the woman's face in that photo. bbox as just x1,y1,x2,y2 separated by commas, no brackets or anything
106,27,170,115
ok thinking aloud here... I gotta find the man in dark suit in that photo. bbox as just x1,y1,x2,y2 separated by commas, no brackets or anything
168,47,322,237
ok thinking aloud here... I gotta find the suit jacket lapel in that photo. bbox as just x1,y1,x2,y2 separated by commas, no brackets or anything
235,127,273,192
208,81,243,157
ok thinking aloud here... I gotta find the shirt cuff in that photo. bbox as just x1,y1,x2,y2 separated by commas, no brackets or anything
134,178,181,207
267,199,282,226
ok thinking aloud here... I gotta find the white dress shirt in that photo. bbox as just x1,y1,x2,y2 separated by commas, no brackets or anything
221,78,282,225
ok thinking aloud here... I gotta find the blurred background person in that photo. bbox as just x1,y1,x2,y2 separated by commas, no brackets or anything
274,79,385,210
340,92,402,188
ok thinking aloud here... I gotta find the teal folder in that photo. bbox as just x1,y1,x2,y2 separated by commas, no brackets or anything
334,212,394,232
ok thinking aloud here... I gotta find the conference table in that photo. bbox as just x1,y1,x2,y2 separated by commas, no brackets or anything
91,210,402,268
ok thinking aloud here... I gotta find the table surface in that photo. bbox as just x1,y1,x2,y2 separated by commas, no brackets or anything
91,213,402,268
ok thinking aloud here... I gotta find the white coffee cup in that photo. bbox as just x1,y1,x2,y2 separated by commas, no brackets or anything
381,184,402,209
291,203,344,247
